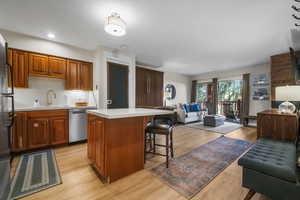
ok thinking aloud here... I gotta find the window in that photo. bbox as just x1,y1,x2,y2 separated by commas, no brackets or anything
218,80,242,101
196,83,208,102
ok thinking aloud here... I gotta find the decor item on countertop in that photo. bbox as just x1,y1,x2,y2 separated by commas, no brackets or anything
151,136,252,199
104,12,126,37
9,149,62,200
187,121,242,134
75,102,88,107
276,85,300,113
33,98,40,107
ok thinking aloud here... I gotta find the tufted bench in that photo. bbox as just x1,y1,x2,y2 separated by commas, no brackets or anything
238,138,300,200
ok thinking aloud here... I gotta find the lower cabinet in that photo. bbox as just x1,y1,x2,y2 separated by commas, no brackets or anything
11,112,28,152
11,110,69,152
27,118,50,149
50,117,69,145
88,114,105,176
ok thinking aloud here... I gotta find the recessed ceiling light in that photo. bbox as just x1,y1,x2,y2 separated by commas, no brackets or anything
104,13,126,37
47,33,55,39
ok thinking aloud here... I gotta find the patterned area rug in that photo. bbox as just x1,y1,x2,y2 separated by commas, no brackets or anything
187,121,242,134
151,136,252,199
9,149,62,200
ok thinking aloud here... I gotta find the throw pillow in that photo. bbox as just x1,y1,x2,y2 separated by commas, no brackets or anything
183,104,190,113
190,104,201,112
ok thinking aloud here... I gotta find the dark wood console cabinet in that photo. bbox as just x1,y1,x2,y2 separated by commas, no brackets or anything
257,109,299,142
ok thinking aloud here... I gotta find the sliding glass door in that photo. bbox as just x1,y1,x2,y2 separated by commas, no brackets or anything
217,80,242,122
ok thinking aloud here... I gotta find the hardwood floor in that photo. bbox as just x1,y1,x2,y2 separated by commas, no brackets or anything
12,125,270,200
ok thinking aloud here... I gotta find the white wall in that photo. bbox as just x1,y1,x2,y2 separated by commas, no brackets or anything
93,48,136,108
1,29,96,107
192,64,271,115
164,72,192,106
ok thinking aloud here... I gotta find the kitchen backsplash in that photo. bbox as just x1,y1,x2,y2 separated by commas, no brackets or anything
14,77,96,107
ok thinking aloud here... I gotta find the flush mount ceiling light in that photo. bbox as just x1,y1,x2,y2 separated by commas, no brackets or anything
47,33,55,39
104,12,126,37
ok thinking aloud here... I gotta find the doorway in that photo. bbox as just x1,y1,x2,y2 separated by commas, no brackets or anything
107,62,129,109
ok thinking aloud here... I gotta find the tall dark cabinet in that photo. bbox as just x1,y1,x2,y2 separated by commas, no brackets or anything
136,66,164,107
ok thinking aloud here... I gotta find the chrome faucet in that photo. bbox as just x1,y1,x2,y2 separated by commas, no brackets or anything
47,89,56,105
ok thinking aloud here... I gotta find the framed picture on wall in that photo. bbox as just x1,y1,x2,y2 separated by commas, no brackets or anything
252,73,270,101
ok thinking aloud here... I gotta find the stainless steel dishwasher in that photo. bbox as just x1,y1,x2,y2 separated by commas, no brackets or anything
69,108,88,143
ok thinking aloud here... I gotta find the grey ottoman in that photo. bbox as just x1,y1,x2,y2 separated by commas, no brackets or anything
203,115,225,127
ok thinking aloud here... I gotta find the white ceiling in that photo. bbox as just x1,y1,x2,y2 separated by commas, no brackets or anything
0,0,292,75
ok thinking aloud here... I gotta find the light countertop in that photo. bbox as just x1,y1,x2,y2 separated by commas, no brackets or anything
87,108,174,119
15,105,97,111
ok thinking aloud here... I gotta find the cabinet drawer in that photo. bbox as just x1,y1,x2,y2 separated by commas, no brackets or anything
27,109,68,118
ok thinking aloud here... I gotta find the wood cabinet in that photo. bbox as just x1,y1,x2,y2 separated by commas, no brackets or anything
11,110,69,152
10,49,29,88
88,115,105,175
29,53,49,76
87,114,149,183
136,67,164,107
48,56,67,79
270,52,298,100
8,48,91,87
27,118,50,149
80,62,93,90
66,59,93,90
50,117,69,145
11,112,27,152
257,109,299,142
29,53,67,79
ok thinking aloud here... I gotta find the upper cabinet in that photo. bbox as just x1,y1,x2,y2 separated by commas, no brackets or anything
65,59,93,90
29,53,49,76
29,53,66,79
10,49,29,88
8,48,92,90
66,59,81,90
80,62,93,90
136,67,163,108
48,56,67,79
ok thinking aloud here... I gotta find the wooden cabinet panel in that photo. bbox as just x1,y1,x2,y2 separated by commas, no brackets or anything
88,115,105,175
11,112,27,152
88,114,96,162
80,62,93,90
29,53,49,76
257,109,299,142
66,60,93,90
66,59,81,90
50,117,69,145
136,67,146,106
12,49,28,88
12,110,69,152
27,118,50,149
95,118,105,175
271,52,296,100
136,67,164,107
48,56,66,79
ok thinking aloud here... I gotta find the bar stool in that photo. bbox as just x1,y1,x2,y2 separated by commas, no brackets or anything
144,116,174,168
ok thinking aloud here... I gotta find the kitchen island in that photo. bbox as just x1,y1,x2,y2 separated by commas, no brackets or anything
86,108,174,183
